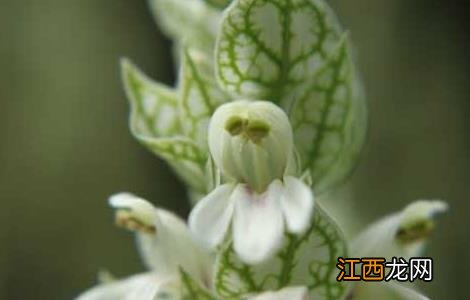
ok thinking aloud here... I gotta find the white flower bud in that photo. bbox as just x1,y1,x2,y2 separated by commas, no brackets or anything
208,100,293,193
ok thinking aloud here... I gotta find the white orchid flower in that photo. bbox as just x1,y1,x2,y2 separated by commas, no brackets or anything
189,100,314,264
346,200,448,300
351,200,448,259
76,193,212,300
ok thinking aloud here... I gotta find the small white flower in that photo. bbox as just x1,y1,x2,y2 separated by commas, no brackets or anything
76,193,212,300
189,101,314,264
351,200,448,259
347,200,447,300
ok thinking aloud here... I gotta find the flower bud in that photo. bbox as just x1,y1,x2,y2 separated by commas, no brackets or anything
208,100,293,193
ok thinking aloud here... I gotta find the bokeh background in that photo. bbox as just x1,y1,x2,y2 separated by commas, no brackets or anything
0,0,468,299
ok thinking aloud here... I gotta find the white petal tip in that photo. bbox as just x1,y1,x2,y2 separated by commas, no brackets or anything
400,199,448,229
403,200,448,217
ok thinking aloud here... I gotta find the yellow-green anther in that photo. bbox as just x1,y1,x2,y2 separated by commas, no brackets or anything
225,116,270,144
396,200,447,244
109,193,158,234
209,100,293,193
396,220,434,244
245,120,270,144
225,115,245,136
114,210,157,234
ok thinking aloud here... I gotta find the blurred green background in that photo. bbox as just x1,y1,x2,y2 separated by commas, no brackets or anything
0,0,468,299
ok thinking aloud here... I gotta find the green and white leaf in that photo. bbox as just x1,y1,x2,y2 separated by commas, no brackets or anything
214,204,347,300
178,48,230,150
121,59,207,192
140,137,208,193
122,59,181,137
149,0,222,53
289,37,367,193
215,0,342,105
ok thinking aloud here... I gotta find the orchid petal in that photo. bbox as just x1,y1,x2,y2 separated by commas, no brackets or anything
189,184,236,249
232,181,284,264
280,176,314,234
76,273,167,300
